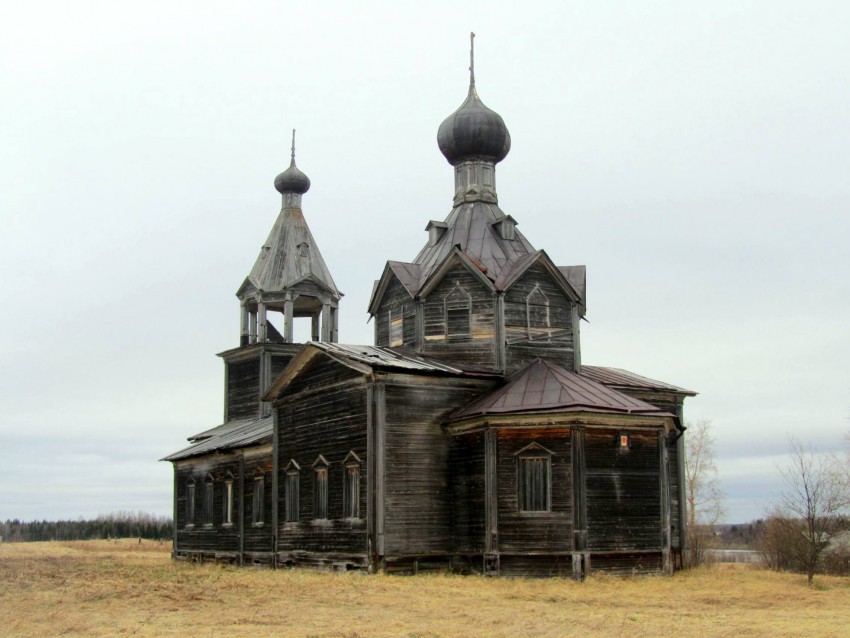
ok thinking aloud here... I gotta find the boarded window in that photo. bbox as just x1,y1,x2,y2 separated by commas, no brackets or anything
344,464,360,518
223,476,234,526
186,479,195,527
526,285,550,341
252,476,265,525
389,307,404,347
285,469,299,522
445,283,471,339
204,476,214,526
519,456,551,512
314,467,328,520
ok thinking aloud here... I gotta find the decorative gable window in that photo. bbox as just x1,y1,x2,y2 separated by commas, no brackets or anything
185,478,196,528
494,216,516,240
285,460,300,523
516,443,553,512
222,473,234,526
389,307,404,347
313,456,329,520
426,220,448,246
445,283,471,339
343,451,362,519
204,475,214,526
252,475,265,526
526,284,550,341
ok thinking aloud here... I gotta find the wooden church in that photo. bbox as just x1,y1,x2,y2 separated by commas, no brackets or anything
164,41,696,578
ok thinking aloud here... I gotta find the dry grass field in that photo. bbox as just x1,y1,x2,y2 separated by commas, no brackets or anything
1,540,849,637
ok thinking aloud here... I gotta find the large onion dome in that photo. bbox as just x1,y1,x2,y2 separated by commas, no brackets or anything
437,85,511,166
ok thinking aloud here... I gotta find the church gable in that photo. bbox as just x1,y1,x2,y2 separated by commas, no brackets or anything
503,262,577,372
420,259,497,370
374,272,417,349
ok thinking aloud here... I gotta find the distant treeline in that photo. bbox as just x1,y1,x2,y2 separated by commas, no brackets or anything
0,512,172,543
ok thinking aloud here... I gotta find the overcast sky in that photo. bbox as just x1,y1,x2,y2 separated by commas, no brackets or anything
1,1,848,524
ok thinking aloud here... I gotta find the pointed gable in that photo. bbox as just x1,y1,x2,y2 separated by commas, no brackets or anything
453,359,672,421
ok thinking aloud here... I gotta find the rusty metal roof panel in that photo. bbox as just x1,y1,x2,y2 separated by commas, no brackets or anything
581,365,696,396
453,359,672,420
163,416,273,462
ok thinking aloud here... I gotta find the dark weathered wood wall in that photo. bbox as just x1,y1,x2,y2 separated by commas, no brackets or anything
450,431,486,554
226,359,261,420
275,355,369,564
374,276,416,348
585,430,661,552
382,378,493,560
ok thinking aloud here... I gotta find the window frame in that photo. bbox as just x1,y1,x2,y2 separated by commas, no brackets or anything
312,456,329,521
203,474,215,527
526,283,551,342
388,306,404,347
222,473,234,527
444,282,472,340
285,460,300,523
252,475,265,526
343,451,362,520
516,443,554,514
185,478,196,528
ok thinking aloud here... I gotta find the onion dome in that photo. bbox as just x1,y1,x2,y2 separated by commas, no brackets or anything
437,33,511,166
274,130,311,195
437,87,511,165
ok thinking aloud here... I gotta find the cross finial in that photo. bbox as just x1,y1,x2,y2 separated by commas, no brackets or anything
290,129,296,164
469,32,476,89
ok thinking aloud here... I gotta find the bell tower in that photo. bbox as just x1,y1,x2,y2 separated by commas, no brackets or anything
219,132,342,421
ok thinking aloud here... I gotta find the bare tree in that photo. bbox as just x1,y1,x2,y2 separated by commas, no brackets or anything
771,436,848,585
684,419,725,566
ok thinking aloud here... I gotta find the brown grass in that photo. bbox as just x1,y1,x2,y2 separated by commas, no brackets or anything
1,540,849,637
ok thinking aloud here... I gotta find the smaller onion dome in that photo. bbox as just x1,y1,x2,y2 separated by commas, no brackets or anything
274,129,311,194
437,86,511,166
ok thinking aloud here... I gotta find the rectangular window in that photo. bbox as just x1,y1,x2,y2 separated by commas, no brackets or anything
519,456,551,512
314,467,328,519
344,464,360,518
446,305,470,338
389,308,404,347
223,480,234,526
285,471,299,522
186,482,195,527
252,476,265,525
204,478,214,526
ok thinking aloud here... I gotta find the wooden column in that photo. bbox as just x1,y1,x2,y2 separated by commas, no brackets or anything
331,304,339,343
676,402,689,566
373,383,386,559
249,310,257,344
321,302,331,342
366,385,376,572
240,304,249,346
494,293,505,373
271,406,279,569
484,428,499,574
258,302,267,343
571,427,587,580
283,293,294,343
311,313,320,342
659,430,672,574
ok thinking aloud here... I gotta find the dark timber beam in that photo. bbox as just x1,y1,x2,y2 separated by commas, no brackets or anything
571,427,587,580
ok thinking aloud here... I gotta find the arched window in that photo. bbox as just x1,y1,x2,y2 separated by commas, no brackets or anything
312,456,329,520
516,443,553,512
222,473,234,526
185,478,196,528
252,475,265,526
343,451,362,519
285,460,300,523
445,282,471,339
526,284,550,341
204,474,214,526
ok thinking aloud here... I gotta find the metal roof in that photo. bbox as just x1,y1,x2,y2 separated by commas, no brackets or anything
241,205,339,298
453,359,673,421
581,366,696,396
312,342,480,375
162,416,273,462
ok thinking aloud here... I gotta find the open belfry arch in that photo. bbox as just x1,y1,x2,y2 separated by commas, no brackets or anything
165,34,696,578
